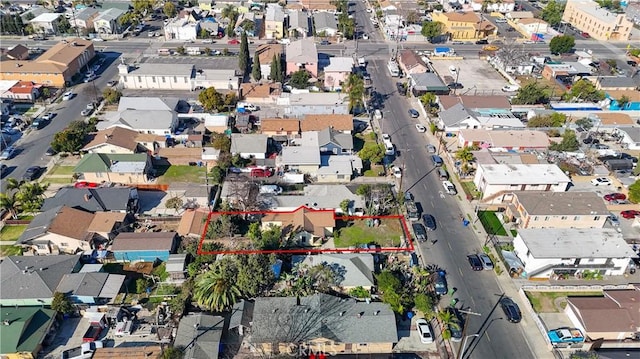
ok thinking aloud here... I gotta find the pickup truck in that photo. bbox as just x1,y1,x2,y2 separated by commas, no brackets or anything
82,323,103,342
548,327,585,344
61,341,103,359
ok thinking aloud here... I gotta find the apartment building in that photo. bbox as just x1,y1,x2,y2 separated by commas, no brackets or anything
562,0,633,41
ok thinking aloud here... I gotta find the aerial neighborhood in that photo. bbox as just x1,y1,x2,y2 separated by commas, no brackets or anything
1,0,640,359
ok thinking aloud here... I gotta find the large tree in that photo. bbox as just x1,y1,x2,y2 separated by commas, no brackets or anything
549,130,579,151
358,143,385,164
198,87,225,112
549,35,575,55
193,260,242,311
541,0,564,26
345,73,365,113
290,69,310,89
239,32,250,75
252,51,262,81
163,2,177,18
51,292,74,314
512,82,550,105
421,21,444,42
563,79,605,102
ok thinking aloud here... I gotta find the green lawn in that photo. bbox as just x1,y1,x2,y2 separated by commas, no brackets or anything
333,219,404,248
0,245,22,257
49,165,76,175
364,164,385,177
510,229,518,237
525,291,603,313
460,181,481,200
477,211,507,236
157,165,207,184
0,225,27,242
41,177,74,184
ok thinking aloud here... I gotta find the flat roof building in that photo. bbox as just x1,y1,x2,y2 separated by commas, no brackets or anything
562,0,633,41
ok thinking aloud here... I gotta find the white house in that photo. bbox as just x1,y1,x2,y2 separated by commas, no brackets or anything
118,63,194,91
93,8,125,35
164,18,200,41
615,127,640,150
277,93,349,117
516,18,549,38
474,164,571,201
29,13,61,35
513,228,636,279
471,0,515,13
191,69,241,91
230,134,269,159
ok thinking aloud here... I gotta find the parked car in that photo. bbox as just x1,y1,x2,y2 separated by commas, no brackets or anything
227,38,240,45
590,177,612,186
442,180,457,195
479,253,493,270
412,223,427,243
475,39,489,45
502,84,520,92
431,155,443,167
408,109,419,118
392,167,402,178
416,318,434,344
621,210,640,219
467,254,483,271
422,214,436,231
434,272,448,296
415,124,426,133
81,109,92,117
548,327,585,345
500,297,522,323
62,91,75,101
82,324,103,343
445,307,464,342
426,144,436,153
22,166,42,181
45,147,57,156
447,82,464,89
106,80,118,87
0,146,17,160
604,193,626,202
608,213,620,226
41,112,55,121
250,168,273,177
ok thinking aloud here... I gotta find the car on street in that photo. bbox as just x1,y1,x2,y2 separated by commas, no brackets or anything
0,146,17,160
415,124,426,133
621,210,640,219
590,177,612,186
434,272,448,295
501,297,522,323
227,39,240,45
84,74,97,82
422,214,436,231
22,166,42,181
502,84,520,92
381,133,391,142
467,254,483,271
45,146,57,156
416,318,434,344
412,223,427,243
479,253,493,270
408,109,419,118
475,39,489,44
444,307,464,342
362,33,369,40
41,112,55,121
426,144,436,153
62,91,75,100
447,82,463,89
392,167,402,178
81,109,92,117
608,213,620,226
604,193,626,202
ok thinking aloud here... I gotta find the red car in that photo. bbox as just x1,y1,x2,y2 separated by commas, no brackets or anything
227,39,240,45
621,210,640,219
74,181,99,188
250,168,273,177
604,193,626,202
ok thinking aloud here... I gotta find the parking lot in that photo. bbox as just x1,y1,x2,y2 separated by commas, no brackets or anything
430,59,508,93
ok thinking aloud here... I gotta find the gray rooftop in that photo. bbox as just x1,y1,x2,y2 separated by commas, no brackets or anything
166,254,187,273
513,191,609,216
99,109,175,131
56,272,124,298
251,294,398,344
0,255,80,300
117,97,179,112
174,313,224,359
127,63,195,77
265,4,285,22
230,299,254,330
292,253,375,288
230,133,268,154
273,184,364,210
597,76,637,88
111,232,177,251
279,146,321,165
75,7,100,22
619,127,640,142
288,10,310,31
41,187,134,213
439,103,474,127
517,228,636,259
18,205,62,244
286,38,318,64
95,7,126,22
410,72,449,91
318,127,353,150
313,11,338,31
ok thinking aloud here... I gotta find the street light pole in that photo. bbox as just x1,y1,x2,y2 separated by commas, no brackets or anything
459,334,479,359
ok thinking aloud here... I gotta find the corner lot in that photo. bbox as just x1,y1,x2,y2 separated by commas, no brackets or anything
430,59,508,93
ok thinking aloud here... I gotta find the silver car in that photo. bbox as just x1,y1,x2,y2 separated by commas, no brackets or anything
479,253,494,270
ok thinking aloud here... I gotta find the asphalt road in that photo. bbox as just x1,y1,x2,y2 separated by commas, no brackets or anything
1,52,121,193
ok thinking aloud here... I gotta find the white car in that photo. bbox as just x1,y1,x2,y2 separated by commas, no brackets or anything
62,91,74,101
202,39,213,44
415,124,426,133
362,33,369,40
523,40,536,44
393,167,402,178
442,180,457,195
382,133,391,142
495,18,508,23
591,177,612,186
366,8,373,13
416,318,434,344
41,112,54,121
502,85,520,92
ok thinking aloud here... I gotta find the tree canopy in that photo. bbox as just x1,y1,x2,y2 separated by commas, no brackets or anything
358,142,385,164
252,51,262,81
541,0,564,26
290,70,310,89
549,35,575,55
239,32,250,75
527,112,567,128
549,130,579,152
629,180,640,204
51,120,95,153
345,74,365,112
563,79,605,102
421,21,444,42
51,292,74,314
511,82,550,105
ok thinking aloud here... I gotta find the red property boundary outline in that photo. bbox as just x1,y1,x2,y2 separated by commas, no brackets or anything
197,205,416,255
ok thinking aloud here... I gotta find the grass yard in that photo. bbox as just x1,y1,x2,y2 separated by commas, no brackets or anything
49,165,76,175
517,76,567,97
460,181,481,200
364,164,385,177
41,177,74,184
477,211,507,236
0,245,22,257
510,229,518,237
525,291,603,313
334,218,405,248
157,165,208,184
0,225,27,242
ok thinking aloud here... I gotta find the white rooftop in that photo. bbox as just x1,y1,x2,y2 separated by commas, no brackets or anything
0,80,19,92
279,146,320,165
518,228,636,259
110,161,146,173
128,63,194,77
30,12,61,23
282,92,348,106
324,57,354,73
479,164,570,185
273,184,364,210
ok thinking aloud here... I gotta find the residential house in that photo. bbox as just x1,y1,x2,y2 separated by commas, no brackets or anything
279,92,348,116
504,191,609,229
250,294,398,354
235,12,258,37
292,253,375,291
474,164,571,201
409,72,450,95
541,62,593,82
317,155,362,183
174,314,224,359
229,300,253,336
200,17,220,37
56,272,125,305
97,97,179,136
437,95,512,111
165,254,188,285
2,45,29,60
435,103,475,131
0,255,81,306
0,80,42,102
177,209,209,238
253,44,283,81
111,232,178,262
260,118,300,139
203,114,229,133
92,346,162,359
588,112,635,128
265,4,286,39
82,126,143,154
431,11,497,40
271,184,365,214
288,10,310,38
18,206,95,255
285,38,318,78
94,8,126,35
301,114,353,133
592,76,638,91
300,0,336,11
29,13,61,35
261,206,335,246
164,18,200,41
615,127,640,150
562,0,633,41
72,7,100,31
41,186,139,213
230,133,269,159
457,129,549,150
20,6,49,22
192,68,241,91
88,212,129,242
73,153,153,185
471,0,515,12
313,12,339,36
0,38,95,87
506,11,535,20
515,18,549,39
565,289,640,342
398,50,429,75
513,228,636,278
239,82,282,104
323,57,353,90
0,307,56,359
278,131,322,174
318,127,353,155
118,63,194,91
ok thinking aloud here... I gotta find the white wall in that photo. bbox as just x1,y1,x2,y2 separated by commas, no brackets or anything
120,74,192,90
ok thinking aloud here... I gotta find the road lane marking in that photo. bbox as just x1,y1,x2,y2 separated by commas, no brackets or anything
458,267,463,277
486,332,491,342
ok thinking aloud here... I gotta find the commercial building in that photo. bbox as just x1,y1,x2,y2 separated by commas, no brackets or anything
431,11,497,40
562,0,633,40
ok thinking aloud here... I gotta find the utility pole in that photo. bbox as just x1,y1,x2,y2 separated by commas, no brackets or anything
455,309,481,359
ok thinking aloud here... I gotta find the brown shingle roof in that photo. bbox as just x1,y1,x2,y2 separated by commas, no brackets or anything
438,95,512,110
260,118,300,133
111,232,177,251
48,206,94,240
177,209,208,237
255,43,283,65
5,44,29,60
301,114,353,132
399,50,427,71
240,82,282,99
519,18,546,25
36,38,93,67
82,127,140,152
88,212,126,233
567,289,640,333
443,12,482,23
592,112,635,126
262,207,335,236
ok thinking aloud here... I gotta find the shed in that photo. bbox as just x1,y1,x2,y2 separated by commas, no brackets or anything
110,232,178,262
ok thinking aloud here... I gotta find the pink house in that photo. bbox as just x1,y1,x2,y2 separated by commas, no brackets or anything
285,38,318,78
323,57,354,91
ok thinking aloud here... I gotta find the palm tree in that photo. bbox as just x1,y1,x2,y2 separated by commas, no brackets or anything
455,147,475,165
193,269,242,311
4,178,22,191
0,192,20,219
438,310,461,330
221,4,238,31
16,182,48,215
345,74,365,113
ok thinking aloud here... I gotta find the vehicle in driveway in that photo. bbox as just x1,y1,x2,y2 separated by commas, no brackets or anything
467,254,483,271
621,210,640,219
422,214,436,231
590,177,612,186
22,166,42,181
501,297,522,323
479,253,493,270
608,213,620,226
416,318,434,344
250,168,273,177
412,222,427,243
603,193,626,202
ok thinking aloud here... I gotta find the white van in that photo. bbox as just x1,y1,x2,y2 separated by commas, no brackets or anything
237,102,259,111
259,185,283,195
374,109,382,120
384,142,395,156
442,181,457,195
